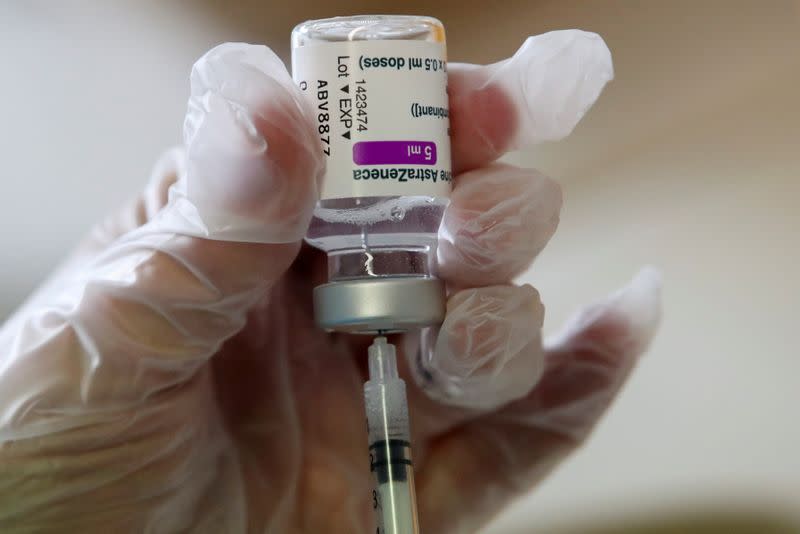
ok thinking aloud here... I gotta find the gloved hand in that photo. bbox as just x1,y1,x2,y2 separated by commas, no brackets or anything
0,30,661,533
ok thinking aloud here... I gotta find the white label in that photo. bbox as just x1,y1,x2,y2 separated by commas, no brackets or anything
293,40,451,200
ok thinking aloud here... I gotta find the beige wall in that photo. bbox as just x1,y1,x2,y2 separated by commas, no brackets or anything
1,1,798,531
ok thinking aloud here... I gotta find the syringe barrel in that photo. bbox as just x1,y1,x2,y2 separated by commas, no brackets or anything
365,379,409,444
364,338,420,534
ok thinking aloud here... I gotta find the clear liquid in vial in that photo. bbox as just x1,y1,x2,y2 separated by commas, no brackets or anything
306,196,448,281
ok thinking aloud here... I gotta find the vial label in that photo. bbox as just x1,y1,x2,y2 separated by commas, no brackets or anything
293,40,451,200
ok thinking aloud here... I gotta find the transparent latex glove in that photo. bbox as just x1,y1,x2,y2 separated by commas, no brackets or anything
0,31,661,534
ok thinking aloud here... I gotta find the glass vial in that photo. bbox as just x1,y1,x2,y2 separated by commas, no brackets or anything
292,15,450,333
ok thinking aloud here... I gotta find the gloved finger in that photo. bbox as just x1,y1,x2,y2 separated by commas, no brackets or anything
0,43,323,431
437,163,562,287
416,268,662,533
401,284,546,441
171,42,322,243
449,30,613,173
78,147,184,260
1,148,186,338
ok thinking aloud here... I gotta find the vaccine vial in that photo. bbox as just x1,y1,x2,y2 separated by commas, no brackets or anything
292,16,450,333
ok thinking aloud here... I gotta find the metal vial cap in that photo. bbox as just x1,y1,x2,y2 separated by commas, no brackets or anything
313,277,445,334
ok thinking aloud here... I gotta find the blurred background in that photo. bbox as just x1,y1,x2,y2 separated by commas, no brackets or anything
1,1,798,532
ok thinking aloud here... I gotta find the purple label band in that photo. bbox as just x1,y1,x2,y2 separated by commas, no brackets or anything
353,141,437,165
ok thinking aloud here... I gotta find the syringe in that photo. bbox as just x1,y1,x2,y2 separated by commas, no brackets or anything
364,336,420,534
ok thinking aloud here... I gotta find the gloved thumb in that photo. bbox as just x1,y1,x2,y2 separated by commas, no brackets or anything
0,43,323,435
168,42,322,243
